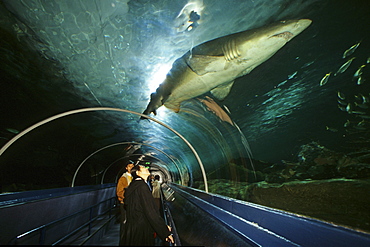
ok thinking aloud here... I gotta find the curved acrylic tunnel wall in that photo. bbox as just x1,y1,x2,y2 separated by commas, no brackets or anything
0,0,261,193
0,107,252,193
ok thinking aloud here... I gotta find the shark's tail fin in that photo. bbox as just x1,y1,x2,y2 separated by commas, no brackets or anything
140,92,161,120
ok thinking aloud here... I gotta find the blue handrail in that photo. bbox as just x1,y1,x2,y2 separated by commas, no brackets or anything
161,183,180,246
170,183,370,247
8,196,116,245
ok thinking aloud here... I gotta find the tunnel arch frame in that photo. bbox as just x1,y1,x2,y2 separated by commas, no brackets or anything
99,142,184,184
71,142,183,186
0,107,208,192
114,154,173,184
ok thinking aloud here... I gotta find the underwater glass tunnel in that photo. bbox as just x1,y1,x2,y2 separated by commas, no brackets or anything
0,0,369,234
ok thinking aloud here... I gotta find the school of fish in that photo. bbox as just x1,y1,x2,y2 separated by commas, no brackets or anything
322,41,370,134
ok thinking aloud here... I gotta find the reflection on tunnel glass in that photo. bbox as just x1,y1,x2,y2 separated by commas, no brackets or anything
161,183,175,202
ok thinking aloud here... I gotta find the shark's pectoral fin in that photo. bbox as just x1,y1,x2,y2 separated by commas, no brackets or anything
164,101,181,113
161,93,171,105
186,55,226,76
210,80,235,100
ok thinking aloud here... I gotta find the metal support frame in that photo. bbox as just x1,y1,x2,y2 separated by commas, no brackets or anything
0,107,208,192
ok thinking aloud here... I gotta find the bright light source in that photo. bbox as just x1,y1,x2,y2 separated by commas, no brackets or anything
147,63,172,93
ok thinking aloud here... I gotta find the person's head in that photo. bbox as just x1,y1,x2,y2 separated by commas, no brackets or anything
125,161,135,173
131,165,150,180
154,175,160,181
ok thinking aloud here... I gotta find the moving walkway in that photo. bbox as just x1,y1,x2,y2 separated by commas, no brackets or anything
1,183,369,246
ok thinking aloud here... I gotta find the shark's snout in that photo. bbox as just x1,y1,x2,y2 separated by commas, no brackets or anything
298,19,313,27
295,19,312,32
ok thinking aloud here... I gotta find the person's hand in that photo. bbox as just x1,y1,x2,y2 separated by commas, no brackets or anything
166,234,174,243
166,225,174,243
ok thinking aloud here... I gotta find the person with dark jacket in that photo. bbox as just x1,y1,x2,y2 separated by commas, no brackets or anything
122,165,174,246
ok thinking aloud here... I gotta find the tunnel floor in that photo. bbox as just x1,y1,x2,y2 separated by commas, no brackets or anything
93,222,120,246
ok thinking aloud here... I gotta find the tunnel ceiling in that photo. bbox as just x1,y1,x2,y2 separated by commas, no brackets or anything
1,0,370,191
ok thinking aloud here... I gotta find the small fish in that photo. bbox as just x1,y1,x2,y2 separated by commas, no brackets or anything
91,170,104,177
353,65,366,78
320,72,331,86
338,99,347,106
354,94,361,100
359,115,370,119
222,105,231,115
353,126,366,131
354,102,369,109
335,57,356,76
367,56,370,64
302,60,315,68
338,104,347,111
344,120,350,127
351,110,366,115
361,94,369,104
343,42,360,58
337,91,346,100
326,126,338,132
277,80,288,87
288,71,298,79
346,103,352,113
357,76,365,85
6,128,19,134
357,120,366,127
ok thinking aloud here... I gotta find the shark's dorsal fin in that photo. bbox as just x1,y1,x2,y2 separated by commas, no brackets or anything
186,55,226,76
210,80,235,100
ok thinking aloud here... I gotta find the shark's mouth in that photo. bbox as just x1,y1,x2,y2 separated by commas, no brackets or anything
270,31,294,40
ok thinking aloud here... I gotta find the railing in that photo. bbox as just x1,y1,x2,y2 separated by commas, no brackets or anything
161,183,181,246
8,196,116,245
171,183,370,247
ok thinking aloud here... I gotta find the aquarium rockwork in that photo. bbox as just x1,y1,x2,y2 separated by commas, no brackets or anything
0,0,369,233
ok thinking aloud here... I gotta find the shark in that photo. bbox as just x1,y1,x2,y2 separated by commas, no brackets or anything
142,19,312,116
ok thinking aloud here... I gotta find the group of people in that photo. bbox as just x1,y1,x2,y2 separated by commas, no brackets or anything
116,161,174,246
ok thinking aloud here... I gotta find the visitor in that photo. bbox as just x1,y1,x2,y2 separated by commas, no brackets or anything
116,161,134,245
122,165,174,246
